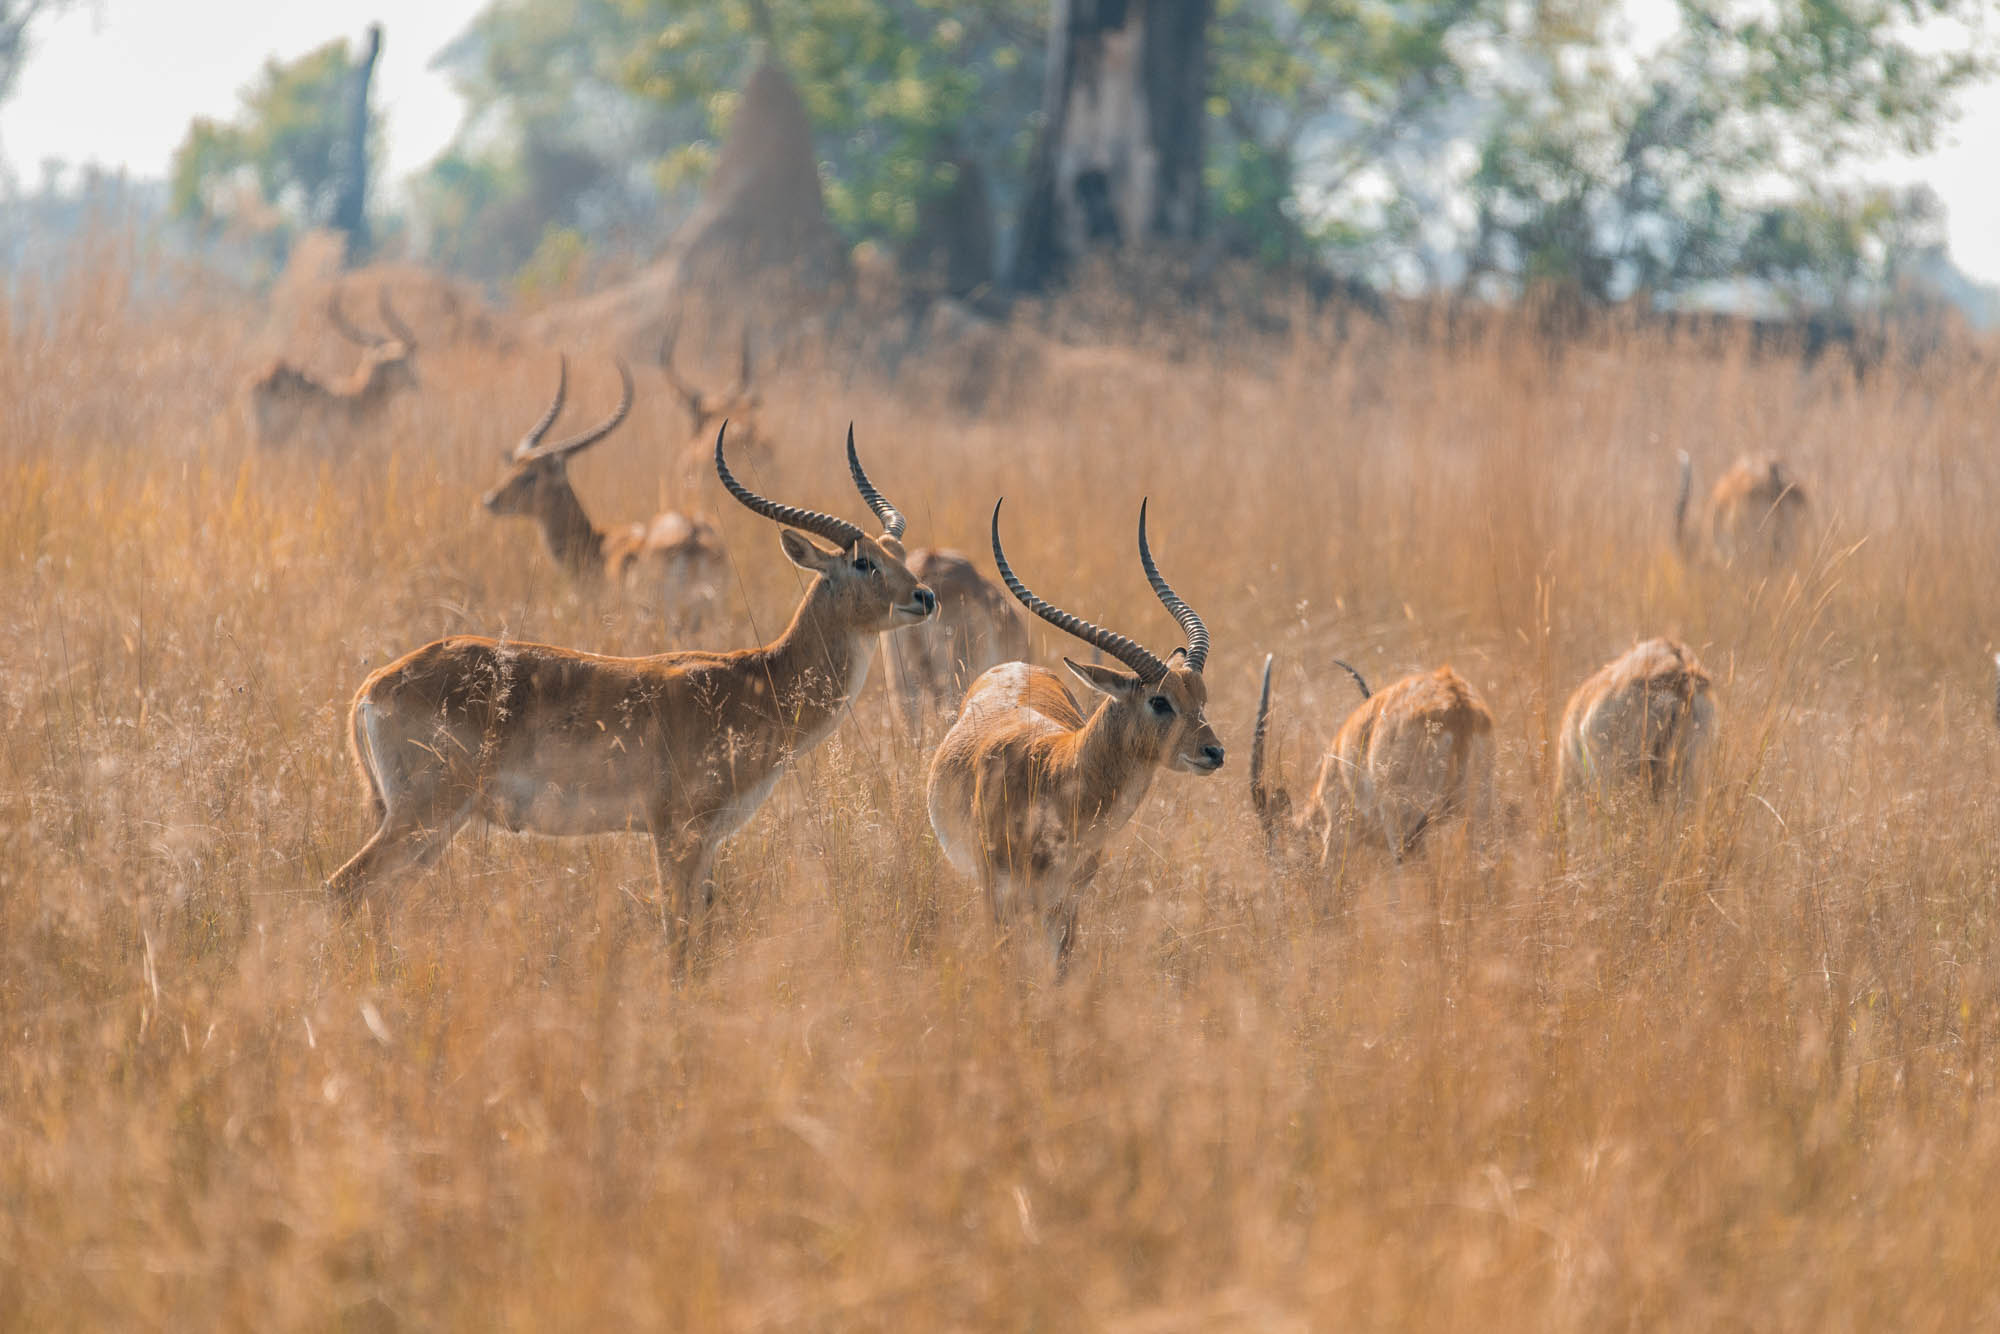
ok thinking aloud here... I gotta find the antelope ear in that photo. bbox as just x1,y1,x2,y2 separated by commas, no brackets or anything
779,528,841,572
1064,657,1141,698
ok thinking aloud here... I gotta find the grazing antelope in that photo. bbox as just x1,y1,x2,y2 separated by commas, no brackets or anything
661,322,774,489
1252,655,1494,863
844,434,1027,733
1675,451,1809,565
248,287,419,447
1555,638,1715,808
327,426,938,960
482,356,727,618
927,499,1224,965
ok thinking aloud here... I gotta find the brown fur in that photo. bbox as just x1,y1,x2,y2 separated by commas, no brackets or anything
1678,452,1809,565
1556,638,1715,807
929,656,1223,964
246,290,419,447
329,494,935,964
1254,662,1494,862
877,547,1028,733
483,366,728,622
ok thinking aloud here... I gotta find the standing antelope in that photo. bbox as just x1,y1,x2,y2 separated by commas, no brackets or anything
1555,638,1715,808
927,499,1224,965
327,426,938,960
248,287,420,447
482,356,727,619
1675,451,1809,565
1252,655,1494,863
844,434,1027,733
661,322,774,489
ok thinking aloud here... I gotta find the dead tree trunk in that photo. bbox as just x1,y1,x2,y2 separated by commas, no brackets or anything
332,23,382,259
1010,0,1210,291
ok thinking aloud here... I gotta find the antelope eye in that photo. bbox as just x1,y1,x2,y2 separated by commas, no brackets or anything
853,556,876,573
1148,695,1173,717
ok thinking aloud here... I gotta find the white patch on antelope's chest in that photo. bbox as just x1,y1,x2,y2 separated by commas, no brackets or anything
716,766,786,838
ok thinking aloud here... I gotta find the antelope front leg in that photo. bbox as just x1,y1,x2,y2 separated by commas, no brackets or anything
653,830,717,973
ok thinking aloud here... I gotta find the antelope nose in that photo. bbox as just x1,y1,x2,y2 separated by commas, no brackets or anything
914,587,937,616
1201,745,1225,769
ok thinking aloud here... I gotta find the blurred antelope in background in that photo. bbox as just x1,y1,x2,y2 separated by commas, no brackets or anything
928,500,1223,966
482,356,727,621
328,426,938,962
845,434,1027,734
1252,654,1494,864
1676,451,1809,565
248,286,419,447
1555,638,1715,809
661,321,775,489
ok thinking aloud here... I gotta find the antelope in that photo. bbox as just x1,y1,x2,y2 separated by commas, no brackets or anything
482,356,727,619
843,434,1027,733
326,425,938,960
248,287,419,447
1252,655,1494,863
1675,451,1809,565
661,322,774,489
1555,638,1715,808
927,499,1223,965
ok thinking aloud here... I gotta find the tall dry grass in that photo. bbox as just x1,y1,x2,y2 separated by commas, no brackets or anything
3,252,2000,1330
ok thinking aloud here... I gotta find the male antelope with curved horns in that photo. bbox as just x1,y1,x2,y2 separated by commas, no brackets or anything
247,286,420,447
327,424,937,963
845,434,1028,734
482,356,727,620
1675,450,1809,566
927,499,1224,966
1252,654,1494,864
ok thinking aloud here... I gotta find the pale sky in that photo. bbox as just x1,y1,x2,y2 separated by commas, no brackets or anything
3,0,1998,284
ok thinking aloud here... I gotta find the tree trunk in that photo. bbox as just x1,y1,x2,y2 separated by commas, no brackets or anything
1010,0,1210,291
332,23,381,259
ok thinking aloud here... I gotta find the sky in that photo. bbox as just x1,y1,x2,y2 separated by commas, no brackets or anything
3,0,1998,284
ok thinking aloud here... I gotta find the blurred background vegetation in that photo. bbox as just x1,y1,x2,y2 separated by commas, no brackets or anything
4,0,1995,318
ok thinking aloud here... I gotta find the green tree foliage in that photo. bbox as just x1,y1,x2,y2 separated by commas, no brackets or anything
415,0,686,277
417,0,1989,307
1465,0,1992,302
619,0,1043,239
1208,0,1503,271
168,38,380,232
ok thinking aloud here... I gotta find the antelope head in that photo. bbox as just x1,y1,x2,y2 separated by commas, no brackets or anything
716,423,936,632
662,319,761,441
993,497,1224,774
482,356,635,522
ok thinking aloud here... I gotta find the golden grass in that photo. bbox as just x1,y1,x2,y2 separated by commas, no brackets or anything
3,254,2000,1330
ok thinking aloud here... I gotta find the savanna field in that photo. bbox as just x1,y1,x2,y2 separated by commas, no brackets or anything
6,253,2000,1329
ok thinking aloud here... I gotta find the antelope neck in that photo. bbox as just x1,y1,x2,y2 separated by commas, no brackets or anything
745,575,882,749
1056,696,1163,827
531,478,610,578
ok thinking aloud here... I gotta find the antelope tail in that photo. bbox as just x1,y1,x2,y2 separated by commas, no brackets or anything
1250,654,1286,837
1674,450,1693,552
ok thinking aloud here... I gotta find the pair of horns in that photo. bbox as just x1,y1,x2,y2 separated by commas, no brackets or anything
659,317,753,419
512,356,635,463
328,286,418,352
991,498,1210,682
714,421,903,551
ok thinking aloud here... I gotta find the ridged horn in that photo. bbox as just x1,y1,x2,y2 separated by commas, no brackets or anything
991,498,1167,683
522,358,632,462
1137,499,1209,673
377,288,419,352
513,354,568,459
1330,657,1372,700
716,423,866,549
326,289,383,348
845,424,905,540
